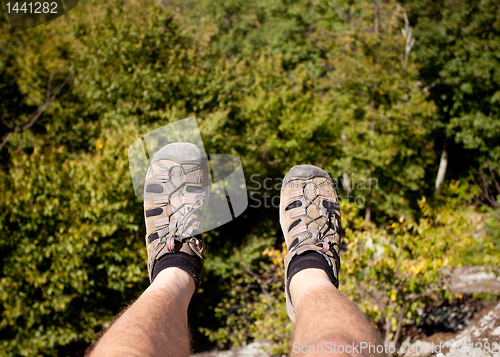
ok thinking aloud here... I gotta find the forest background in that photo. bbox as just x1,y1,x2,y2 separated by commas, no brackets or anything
1,0,500,355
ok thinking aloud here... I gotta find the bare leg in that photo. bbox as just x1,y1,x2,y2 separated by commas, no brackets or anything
88,267,195,357
291,269,385,357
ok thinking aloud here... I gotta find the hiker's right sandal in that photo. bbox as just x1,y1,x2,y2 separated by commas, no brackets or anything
279,165,342,323
143,142,210,288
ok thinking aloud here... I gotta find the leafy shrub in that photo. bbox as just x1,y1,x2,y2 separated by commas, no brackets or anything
341,197,466,346
0,124,146,356
203,198,480,355
1,0,499,354
201,230,292,355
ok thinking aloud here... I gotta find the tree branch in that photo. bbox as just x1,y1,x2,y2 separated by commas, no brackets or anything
390,303,406,357
402,11,415,64
243,263,270,297
0,132,14,151
299,26,328,59
471,163,500,208
1,116,11,129
487,160,500,196
384,315,392,344
0,73,70,151
0,76,20,91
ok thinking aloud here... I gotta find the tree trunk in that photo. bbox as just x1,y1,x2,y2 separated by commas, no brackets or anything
343,171,351,193
365,196,371,227
341,133,351,194
435,143,448,194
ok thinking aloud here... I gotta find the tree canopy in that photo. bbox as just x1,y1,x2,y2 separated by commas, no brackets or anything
1,0,499,355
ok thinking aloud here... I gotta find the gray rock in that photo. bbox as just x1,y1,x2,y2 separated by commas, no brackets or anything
235,342,270,357
403,340,434,357
491,325,500,336
439,302,500,356
191,342,271,357
450,267,500,295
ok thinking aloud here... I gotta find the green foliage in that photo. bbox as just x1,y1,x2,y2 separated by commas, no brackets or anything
0,124,146,355
486,207,500,250
341,197,470,343
454,205,500,267
407,0,500,172
202,198,482,354
201,236,292,355
1,0,500,354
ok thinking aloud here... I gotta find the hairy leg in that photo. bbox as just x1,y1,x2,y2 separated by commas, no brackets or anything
88,267,195,357
291,269,385,357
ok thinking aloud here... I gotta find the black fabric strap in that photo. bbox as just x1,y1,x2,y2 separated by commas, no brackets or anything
286,251,339,299
151,252,202,289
